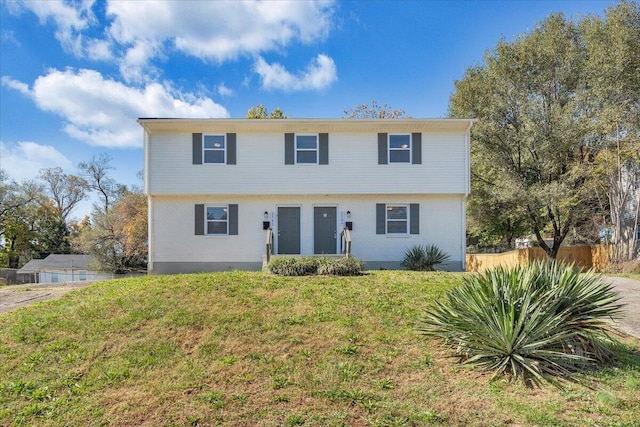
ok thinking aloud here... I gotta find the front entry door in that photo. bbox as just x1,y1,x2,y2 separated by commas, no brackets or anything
278,207,301,254
314,207,337,254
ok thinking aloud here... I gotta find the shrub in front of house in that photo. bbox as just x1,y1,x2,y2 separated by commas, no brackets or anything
316,257,364,276
268,256,363,276
416,261,623,384
401,244,450,271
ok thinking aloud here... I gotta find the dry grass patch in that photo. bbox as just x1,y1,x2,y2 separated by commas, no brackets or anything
0,271,638,426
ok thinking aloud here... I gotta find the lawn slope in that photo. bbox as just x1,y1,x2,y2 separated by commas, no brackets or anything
1,271,639,426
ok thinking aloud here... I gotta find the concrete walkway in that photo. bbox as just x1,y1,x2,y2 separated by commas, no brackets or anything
605,276,640,339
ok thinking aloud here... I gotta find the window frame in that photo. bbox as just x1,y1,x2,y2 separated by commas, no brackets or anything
51,272,59,283
203,134,226,164
386,204,409,235
295,134,319,165
78,270,87,281
205,205,229,236
388,134,412,164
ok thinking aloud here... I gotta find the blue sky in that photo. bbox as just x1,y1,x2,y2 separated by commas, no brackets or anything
0,0,613,219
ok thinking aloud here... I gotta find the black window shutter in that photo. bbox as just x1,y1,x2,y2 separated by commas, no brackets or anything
376,203,386,234
285,133,295,165
319,133,329,165
410,204,419,234
227,133,236,165
228,204,238,235
195,204,204,235
378,133,388,164
192,133,203,165
412,133,422,165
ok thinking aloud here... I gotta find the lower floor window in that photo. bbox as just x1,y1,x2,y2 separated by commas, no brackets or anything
51,272,59,283
386,205,408,234
207,206,228,235
79,270,87,281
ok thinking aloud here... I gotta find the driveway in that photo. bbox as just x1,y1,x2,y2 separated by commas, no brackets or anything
0,281,95,315
605,276,640,339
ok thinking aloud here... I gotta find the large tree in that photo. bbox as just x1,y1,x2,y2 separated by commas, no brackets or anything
72,187,147,273
79,153,122,213
38,167,87,221
582,1,640,261
450,7,640,258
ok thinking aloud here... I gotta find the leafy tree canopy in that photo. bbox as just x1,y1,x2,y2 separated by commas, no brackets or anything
450,2,640,258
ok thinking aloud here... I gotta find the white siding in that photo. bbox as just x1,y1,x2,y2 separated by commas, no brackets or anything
147,131,468,196
150,194,465,269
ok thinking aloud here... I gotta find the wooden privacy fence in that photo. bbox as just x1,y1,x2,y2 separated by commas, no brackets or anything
466,245,610,272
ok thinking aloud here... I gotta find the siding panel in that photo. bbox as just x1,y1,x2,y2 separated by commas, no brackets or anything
149,131,468,195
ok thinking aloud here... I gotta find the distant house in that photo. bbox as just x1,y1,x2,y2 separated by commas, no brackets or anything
139,118,475,273
17,254,113,284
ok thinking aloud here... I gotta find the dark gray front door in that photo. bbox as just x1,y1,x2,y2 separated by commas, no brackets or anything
278,207,300,254
314,207,337,254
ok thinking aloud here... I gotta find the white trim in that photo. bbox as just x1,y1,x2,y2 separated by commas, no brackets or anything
385,204,409,235
388,134,412,164
205,205,229,235
295,134,319,165
203,134,227,164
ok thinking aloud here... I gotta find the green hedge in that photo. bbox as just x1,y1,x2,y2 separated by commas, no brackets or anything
268,256,364,276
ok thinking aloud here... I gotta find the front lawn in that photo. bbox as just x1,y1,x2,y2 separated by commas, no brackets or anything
0,271,638,426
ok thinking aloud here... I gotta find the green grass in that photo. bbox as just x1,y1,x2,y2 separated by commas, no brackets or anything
0,271,639,426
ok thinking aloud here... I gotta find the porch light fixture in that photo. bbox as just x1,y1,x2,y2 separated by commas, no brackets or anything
346,210,351,218
264,211,269,219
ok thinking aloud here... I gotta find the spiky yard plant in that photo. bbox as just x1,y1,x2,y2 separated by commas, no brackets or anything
417,261,623,384
401,244,450,271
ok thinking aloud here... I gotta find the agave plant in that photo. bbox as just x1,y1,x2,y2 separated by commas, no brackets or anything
401,244,450,271
416,261,623,384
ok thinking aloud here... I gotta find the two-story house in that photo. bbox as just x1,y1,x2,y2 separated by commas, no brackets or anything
139,118,474,274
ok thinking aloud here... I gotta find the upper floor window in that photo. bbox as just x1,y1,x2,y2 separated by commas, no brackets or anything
204,135,226,164
378,133,421,165
389,134,411,163
206,206,228,235
296,135,318,164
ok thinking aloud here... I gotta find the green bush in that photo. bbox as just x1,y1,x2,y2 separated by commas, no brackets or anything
268,257,363,276
317,257,364,276
416,261,623,384
401,244,450,271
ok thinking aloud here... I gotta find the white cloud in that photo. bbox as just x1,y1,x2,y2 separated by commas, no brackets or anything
1,29,21,47
0,141,72,183
1,76,30,96
217,83,233,97
254,54,337,92
107,1,333,61
8,0,97,57
5,68,228,148
9,1,336,84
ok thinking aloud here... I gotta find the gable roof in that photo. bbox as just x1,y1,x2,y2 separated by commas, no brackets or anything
17,254,94,273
